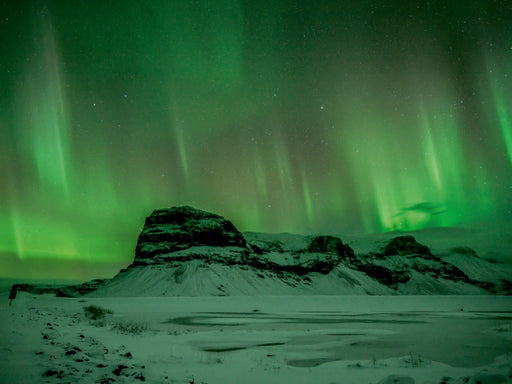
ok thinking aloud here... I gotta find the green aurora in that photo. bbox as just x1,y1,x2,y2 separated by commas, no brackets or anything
1,1,511,280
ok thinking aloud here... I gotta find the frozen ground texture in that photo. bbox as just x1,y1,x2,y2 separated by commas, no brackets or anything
0,293,511,383
3,206,512,382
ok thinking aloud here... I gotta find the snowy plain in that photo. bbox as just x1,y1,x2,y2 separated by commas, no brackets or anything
1,291,511,384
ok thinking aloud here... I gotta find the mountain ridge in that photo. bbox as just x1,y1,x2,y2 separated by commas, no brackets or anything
12,206,512,297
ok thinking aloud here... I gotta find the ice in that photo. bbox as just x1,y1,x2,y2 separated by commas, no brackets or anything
1,292,511,383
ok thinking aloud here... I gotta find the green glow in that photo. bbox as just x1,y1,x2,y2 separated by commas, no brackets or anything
20,17,72,200
1,2,511,279
301,171,314,224
165,1,243,90
334,73,479,232
420,113,442,193
12,213,78,260
253,155,269,204
11,211,24,259
490,75,512,166
274,139,293,195
496,98,512,165
174,124,189,180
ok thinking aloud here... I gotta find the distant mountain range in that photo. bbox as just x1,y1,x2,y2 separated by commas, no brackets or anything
13,206,512,297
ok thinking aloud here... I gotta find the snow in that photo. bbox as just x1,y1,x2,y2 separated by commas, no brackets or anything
397,270,485,295
1,292,511,384
91,228,512,297
88,260,399,297
243,232,312,252
340,227,512,264
2,222,511,382
444,252,512,283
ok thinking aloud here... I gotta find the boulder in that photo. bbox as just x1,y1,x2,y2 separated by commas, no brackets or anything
135,206,248,260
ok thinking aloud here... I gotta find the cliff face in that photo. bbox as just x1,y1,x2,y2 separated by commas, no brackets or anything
132,206,352,275
14,206,512,297
90,206,508,296
134,206,248,260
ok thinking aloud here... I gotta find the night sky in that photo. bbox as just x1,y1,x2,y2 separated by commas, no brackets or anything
1,1,511,280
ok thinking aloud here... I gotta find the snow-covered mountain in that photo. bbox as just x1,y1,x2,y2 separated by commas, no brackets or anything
14,206,512,297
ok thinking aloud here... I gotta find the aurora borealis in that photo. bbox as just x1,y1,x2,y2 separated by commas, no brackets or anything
1,1,511,280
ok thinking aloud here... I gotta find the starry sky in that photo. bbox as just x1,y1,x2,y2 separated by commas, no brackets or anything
1,1,511,280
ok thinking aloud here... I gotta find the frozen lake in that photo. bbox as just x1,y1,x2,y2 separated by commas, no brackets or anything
1,294,511,383
164,309,511,368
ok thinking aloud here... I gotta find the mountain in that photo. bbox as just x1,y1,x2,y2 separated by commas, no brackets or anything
14,206,512,297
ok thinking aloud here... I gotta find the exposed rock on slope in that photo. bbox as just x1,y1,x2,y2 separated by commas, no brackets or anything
379,235,437,259
11,279,107,298
86,206,509,296
135,206,248,260
308,235,355,259
357,236,500,292
14,206,512,296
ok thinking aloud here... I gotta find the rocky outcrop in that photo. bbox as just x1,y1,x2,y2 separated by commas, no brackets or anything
380,235,437,259
13,207,511,297
354,264,410,289
308,235,355,259
135,206,248,260
12,279,107,298
130,207,361,278
129,210,508,294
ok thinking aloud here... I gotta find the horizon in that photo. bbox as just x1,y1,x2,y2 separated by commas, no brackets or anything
2,216,511,282
1,1,511,280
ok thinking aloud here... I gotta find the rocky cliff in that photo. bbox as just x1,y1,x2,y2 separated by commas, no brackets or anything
86,206,511,296
15,206,512,297
135,206,248,260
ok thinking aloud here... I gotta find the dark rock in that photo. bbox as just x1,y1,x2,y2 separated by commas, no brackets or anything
381,236,435,258
56,279,107,297
97,377,116,384
468,373,506,384
245,255,336,275
9,285,17,300
13,279,108,298
42,369,63,378
450,246,478,257
499,280,512,295
357,264,410,289
113,364,128,376
135,206,248,260
411,259,478,286
12,206,511,296
308,235,355,259
249,243,266,255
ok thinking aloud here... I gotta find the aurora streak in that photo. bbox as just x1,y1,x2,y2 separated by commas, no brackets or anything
1,1,511,280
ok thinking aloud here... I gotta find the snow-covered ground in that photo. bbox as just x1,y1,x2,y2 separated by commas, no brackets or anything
1,291,511,383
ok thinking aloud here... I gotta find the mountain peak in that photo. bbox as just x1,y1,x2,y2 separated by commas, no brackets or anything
134,206,247,260
380,235,434,258
11,206,512,297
